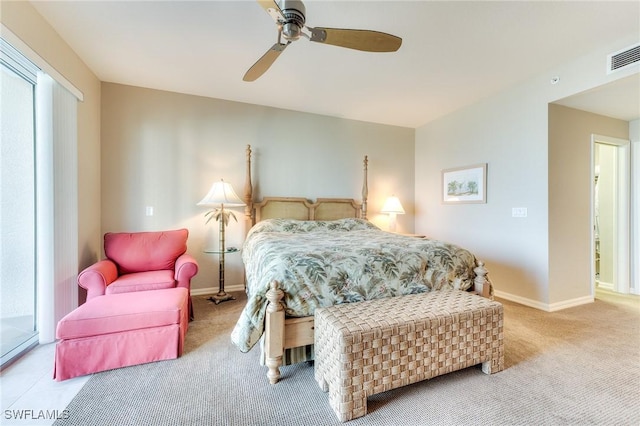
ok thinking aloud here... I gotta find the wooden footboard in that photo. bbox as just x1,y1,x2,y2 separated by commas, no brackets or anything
263,262,492,384
264,282,315,384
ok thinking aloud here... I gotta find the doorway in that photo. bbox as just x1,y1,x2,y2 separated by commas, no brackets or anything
592,135,630,296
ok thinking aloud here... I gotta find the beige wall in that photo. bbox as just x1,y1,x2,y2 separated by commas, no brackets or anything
101,83,415,292
415,81,550,304
416,34,638,310
1,2,102,273
548,105,628,302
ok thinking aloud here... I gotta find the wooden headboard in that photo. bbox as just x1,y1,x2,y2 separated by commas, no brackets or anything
253,197,362,222
243,145,368,226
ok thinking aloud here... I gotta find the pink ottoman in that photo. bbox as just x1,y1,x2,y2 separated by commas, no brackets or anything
53,287,189,381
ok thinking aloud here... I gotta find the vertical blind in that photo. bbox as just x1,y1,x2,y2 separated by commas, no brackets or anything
36,73,79,343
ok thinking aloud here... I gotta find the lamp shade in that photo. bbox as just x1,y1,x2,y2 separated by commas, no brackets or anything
197,179,245,207
380,196,405,214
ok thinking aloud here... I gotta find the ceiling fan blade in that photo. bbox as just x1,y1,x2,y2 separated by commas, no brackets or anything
309,27,402,52
243,43,288,82
257,0,285,23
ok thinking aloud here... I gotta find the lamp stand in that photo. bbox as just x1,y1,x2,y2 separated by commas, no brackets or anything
388,212,398,232
208,205,236,305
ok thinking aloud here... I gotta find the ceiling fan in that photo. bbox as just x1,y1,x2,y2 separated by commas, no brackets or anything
243,0,402,82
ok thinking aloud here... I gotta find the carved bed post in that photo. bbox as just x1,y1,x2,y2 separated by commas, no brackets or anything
265,281,285,384
474,261,491,298
362,155,368,220
244,144,253,233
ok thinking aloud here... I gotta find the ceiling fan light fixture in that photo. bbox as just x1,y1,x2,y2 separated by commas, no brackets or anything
282,22,302,40
279,0,306,41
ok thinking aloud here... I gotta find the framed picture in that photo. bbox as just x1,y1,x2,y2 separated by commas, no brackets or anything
442,163,487,204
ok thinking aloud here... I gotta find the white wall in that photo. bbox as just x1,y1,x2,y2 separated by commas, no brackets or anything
415,35,639,310
101,83,415,294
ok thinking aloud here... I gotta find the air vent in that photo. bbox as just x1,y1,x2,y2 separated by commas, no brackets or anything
607,42,640,74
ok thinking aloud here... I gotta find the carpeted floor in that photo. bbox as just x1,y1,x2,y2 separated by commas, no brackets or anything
54,290,640,426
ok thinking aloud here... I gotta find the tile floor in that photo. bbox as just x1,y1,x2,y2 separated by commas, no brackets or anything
0,343,89,425
1,315,37,360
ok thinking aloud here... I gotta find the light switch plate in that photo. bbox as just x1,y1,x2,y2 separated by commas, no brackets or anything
512,207,527,218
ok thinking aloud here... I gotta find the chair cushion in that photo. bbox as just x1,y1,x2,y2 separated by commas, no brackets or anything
104,229,188,274
56,288,188,340
105,270,175,295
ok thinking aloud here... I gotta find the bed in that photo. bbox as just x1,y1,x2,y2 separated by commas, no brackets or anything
231,145,492,384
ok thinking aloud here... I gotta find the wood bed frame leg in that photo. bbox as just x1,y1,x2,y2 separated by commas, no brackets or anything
474,261,491,299
265,281,285,384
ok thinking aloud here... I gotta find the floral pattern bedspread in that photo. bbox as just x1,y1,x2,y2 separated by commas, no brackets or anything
230,218,491,352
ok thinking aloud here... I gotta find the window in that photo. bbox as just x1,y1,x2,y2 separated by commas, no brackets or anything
0,38,39,367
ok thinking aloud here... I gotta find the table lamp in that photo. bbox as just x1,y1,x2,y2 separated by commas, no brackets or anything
381,195,405,232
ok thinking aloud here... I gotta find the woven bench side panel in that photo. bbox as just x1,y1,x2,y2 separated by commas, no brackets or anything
315,291,504,422
315,308,344,392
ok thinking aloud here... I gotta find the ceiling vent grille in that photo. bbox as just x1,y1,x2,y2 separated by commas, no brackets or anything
607,42,640,74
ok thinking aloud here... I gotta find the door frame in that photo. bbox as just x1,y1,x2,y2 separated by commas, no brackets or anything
591,134,631,296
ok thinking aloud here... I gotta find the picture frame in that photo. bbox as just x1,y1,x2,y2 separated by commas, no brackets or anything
442,163,487,204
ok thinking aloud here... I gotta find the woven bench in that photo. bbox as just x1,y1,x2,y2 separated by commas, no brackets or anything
314,290,504,422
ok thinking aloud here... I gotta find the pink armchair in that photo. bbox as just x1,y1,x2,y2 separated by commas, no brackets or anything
78,229,198,319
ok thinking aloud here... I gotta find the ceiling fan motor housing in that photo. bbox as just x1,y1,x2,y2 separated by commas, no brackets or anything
278,0,306,40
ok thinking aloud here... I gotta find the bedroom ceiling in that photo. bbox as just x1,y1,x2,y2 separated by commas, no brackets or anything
28,0,640,128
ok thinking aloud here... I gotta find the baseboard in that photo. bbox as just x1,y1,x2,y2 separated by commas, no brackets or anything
191,284,245,296
493,290,550,311
494,290,594,312
596,280,614,291
195,286,595,311
547,295,594,312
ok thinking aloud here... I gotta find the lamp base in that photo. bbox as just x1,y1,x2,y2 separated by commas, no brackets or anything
208,292,236,305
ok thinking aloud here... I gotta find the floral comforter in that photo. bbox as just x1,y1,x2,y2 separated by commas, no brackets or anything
230,218,491,353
